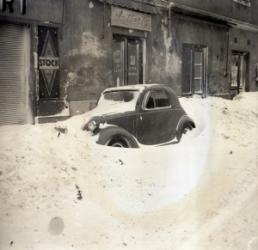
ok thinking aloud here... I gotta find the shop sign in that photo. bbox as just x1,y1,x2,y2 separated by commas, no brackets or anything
0,0,63,24
39,57,59,70
111,6,152,32
0,0,26,14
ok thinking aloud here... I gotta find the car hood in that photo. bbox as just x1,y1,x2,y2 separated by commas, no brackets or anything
82,104,135,129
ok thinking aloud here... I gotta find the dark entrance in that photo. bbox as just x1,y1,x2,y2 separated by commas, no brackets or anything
37,26,62,116
113,35,143,86
182,44,207,96
230,51,249,94
38,26,60,99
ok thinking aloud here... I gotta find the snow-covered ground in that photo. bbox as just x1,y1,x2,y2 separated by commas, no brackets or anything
0,93,257,250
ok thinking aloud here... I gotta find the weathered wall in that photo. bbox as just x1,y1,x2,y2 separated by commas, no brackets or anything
59,0,113,115
147,11,185,95
166,14,230,96
59,0,169,114
57,0,258,116
170,0,258,26
0,0,64,24
230,28,258,92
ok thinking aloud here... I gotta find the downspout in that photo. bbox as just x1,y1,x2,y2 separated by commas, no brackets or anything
167,2,175,38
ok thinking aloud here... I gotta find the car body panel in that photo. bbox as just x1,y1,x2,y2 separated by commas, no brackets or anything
104,111,137,136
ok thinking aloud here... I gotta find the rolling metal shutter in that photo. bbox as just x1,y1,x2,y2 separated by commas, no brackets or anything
0,23,31,125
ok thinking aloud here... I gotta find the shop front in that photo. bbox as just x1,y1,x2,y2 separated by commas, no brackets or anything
0,0,64,124
111,6,152,86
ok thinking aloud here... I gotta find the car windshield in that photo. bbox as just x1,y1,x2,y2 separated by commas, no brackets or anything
98,90,139,112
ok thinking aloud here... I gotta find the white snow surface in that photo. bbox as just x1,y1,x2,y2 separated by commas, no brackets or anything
0,93,257,250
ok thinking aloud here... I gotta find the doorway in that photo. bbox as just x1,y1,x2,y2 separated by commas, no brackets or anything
182,44,207,96
113,35,143,86
230,51,249,93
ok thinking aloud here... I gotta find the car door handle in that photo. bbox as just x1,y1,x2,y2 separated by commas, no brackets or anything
140,115,143,121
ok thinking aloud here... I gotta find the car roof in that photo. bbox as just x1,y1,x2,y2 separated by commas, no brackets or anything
102,83,170,93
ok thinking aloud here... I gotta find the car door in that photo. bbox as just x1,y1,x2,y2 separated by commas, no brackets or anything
136,89,176,145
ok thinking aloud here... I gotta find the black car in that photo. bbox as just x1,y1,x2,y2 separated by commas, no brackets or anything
82,84,195,148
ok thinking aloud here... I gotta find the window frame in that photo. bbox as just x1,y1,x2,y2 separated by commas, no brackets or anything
142,89,172,111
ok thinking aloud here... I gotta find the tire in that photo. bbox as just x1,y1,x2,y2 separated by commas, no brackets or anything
176,123,193,142
97,126,139,148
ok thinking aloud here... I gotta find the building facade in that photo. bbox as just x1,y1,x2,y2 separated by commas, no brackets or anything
0,0,257,124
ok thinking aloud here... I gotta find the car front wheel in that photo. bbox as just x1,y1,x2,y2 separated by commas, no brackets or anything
106,137,131,148
97,127,139,148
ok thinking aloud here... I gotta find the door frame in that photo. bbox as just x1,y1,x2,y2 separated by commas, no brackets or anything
112,34,145,86
182,43,208,97
230,50,249,93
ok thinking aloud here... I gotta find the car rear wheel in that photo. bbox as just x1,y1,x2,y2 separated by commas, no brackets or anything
176,124,193,142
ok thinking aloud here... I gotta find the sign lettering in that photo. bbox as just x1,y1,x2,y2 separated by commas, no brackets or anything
0,0,26,14
111,7,152,32
39,57,60,70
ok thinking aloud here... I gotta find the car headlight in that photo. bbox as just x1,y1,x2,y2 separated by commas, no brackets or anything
88,120,98,132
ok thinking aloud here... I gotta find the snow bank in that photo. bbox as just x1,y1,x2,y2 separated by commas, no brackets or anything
0,92,257,250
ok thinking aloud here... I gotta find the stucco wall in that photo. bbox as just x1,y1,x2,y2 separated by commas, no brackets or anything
58,0,257,116
59,0,169,114
166,14,230,96
59,0,113,114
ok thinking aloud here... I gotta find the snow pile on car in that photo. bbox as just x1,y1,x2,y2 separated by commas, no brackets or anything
0,92,257,250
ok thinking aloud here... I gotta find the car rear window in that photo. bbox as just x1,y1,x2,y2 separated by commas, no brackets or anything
97,90,140,112
145,90,171,109
103,91,136,102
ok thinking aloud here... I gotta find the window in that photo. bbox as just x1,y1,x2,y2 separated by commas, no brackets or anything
144,90,170,109
233,0,251,7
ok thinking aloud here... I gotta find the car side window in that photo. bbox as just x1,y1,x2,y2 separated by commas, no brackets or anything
145,90,171,109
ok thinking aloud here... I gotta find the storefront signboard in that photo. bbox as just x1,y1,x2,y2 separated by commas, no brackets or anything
0,0,64,24
111,6,152,32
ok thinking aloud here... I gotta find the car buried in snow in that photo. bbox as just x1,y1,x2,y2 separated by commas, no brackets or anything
82,84,195,148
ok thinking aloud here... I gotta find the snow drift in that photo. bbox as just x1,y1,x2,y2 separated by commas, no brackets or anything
0,93,257,250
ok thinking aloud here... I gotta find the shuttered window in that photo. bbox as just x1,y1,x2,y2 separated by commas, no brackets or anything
0,23,31,125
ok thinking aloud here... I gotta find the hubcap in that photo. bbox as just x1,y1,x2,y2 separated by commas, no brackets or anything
111,142,125,147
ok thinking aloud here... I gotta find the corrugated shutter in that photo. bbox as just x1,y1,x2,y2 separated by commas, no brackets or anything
0,23,31,125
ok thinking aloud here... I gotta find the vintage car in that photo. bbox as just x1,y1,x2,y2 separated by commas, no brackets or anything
82,84,195,148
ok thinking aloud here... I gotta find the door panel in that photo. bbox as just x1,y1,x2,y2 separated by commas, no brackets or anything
193,50,204,94
182,44,206,96
113,39,125,86
137,109,175,145
136,90,178,145
182,46,192,94
38,26,60,99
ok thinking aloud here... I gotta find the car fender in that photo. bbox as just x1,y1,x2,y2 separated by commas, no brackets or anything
97,125,139,148
176,115,195,132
